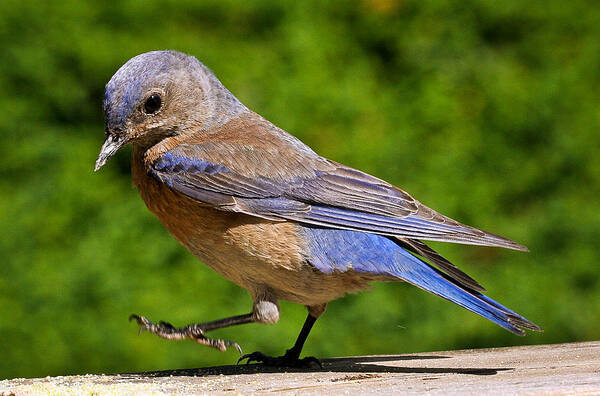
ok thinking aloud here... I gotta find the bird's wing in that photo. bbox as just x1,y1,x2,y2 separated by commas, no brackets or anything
148,140,527,253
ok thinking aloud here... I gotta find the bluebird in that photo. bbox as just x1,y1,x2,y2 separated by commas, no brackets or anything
95,50,541,368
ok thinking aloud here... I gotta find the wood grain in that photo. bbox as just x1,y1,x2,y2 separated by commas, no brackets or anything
2,341,599,395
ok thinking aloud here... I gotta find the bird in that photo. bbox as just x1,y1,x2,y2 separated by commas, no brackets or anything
95,50,541,368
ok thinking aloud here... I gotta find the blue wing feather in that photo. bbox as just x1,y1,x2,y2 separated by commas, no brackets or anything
149,153,518,247
148,150,526,292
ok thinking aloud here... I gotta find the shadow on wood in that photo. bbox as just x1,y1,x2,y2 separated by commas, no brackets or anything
1,341,599,395
129,354,506,378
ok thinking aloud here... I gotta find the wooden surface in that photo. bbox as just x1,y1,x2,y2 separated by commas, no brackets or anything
1,341,599,395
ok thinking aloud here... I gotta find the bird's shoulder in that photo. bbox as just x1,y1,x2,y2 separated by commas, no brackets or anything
143,111,334,181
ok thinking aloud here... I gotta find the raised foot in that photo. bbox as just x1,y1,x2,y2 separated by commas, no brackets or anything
238,351,322,369
129,314,242,354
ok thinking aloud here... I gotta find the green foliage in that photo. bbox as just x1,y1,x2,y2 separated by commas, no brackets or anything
1,0,599,379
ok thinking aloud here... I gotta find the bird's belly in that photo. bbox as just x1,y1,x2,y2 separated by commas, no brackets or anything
134,174,376,306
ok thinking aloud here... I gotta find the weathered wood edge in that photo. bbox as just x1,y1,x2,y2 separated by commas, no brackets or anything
2,341,599,395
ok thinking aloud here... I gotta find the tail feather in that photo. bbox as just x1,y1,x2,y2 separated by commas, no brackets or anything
396,237,486,292
390,247,542,335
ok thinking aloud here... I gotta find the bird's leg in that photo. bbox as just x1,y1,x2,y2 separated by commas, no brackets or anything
130,313,255,354
238,313,322,368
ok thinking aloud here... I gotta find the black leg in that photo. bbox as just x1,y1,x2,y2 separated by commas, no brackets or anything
284,313,317,360
238,313,322,368
130,313,254,353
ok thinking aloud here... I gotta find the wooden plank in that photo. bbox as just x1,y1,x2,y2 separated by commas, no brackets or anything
2,341,599,395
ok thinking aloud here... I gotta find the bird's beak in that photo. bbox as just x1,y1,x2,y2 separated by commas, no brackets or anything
94,133,127,171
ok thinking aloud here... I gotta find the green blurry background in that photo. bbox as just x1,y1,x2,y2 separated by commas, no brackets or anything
1,0,599,380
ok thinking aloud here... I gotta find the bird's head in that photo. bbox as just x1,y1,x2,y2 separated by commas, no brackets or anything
95,50,245,171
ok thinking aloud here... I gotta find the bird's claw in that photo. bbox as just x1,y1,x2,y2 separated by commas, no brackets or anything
238,351,267,365
222,340,243,355
129,314,152,335
129,313,242,354
238,351,322,369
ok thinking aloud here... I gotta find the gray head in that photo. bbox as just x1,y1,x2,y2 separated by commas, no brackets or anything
95,50,246,171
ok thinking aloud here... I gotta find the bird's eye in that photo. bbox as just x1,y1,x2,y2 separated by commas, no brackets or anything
143,94,162,115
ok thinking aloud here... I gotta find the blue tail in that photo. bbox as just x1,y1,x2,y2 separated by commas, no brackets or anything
388,248,541,335
302,227,542,335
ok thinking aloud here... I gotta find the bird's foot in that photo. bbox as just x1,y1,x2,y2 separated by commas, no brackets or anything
238,350,322,369
129,314,242,354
